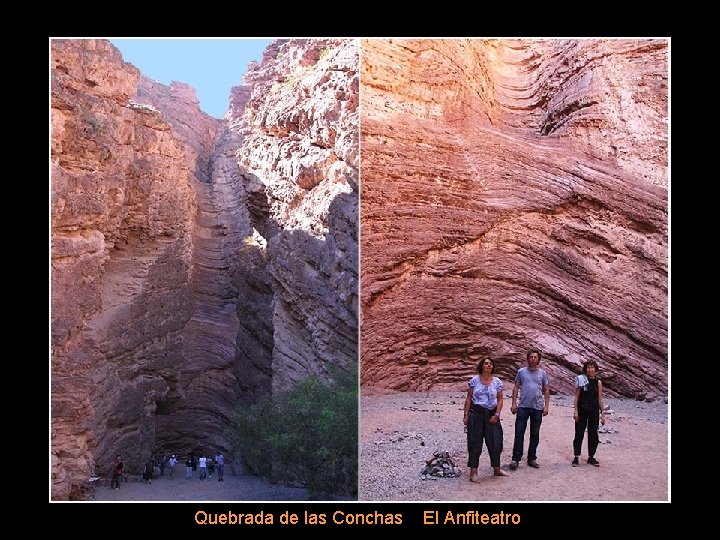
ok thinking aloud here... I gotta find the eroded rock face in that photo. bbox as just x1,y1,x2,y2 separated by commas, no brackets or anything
230,39,359,392
52,38,359,499
51,39,197,499
131,77,256,460
360,39,667,398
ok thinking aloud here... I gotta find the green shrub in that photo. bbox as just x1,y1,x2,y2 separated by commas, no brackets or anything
226,367,357,499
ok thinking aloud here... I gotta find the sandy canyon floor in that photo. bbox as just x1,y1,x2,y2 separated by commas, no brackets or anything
360,388,668,501
91,473,308,501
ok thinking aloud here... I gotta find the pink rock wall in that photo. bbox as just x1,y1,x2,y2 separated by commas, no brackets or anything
51,39,197,498
360,39,667,398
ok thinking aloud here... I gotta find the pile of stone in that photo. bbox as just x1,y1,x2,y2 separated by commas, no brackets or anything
420,451,462,479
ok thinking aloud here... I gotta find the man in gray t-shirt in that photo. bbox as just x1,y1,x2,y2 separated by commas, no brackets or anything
509,349,550,469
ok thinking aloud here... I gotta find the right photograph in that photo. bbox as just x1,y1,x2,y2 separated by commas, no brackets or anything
359,39,668,501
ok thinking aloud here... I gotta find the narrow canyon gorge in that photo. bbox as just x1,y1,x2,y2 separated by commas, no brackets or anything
51,39,358,499
360,40,667,398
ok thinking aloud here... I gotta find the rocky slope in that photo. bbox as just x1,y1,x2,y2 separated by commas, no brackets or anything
51,39,358,499
360,39,667,398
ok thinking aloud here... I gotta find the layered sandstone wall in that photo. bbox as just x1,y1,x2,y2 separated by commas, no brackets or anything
132,77,253,458
230,39,359,393
360,39,667,398
51,40,198,498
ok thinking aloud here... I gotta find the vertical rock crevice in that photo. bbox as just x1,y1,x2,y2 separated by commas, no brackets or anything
132,78,251,457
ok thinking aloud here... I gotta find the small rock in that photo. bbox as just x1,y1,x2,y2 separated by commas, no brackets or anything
664,397,668,404
645,396,655,403
635,392,646,401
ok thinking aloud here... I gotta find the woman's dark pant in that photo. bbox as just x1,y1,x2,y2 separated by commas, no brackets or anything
110,475,120,489
573,408,600,457
466,405,502,468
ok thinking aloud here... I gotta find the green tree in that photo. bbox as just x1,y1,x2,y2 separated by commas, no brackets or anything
226,367,357,499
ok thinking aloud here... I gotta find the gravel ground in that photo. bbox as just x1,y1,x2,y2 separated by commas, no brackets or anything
91,473,309,501
360,389,668,501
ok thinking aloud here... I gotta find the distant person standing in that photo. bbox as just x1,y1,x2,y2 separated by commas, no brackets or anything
198,454,207,481
168,455,177,478
207,455,215,479
159,455,166,477
215,451,225,482
572,359,606,467
509,349,550,470
143,459,154,484
185,456,193,479
110,455,124,490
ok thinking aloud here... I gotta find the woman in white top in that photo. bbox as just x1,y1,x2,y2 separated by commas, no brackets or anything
463,358,509,481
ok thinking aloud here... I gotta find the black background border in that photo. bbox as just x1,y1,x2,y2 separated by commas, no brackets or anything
47,501,669,532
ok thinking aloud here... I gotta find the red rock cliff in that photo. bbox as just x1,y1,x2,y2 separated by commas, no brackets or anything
360,39,667,398
229,39,359,393
51,40,200,499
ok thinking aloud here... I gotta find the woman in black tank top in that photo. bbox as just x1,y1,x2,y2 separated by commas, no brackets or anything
572,360,606,467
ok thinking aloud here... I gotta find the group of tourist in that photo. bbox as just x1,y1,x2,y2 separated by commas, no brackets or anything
463,349,605,482
183,452,225,481
109,450,226,489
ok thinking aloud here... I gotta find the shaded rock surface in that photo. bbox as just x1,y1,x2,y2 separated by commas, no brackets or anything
360,39,667,398
133,77,248,460
230,39,359,393
51,39,358,499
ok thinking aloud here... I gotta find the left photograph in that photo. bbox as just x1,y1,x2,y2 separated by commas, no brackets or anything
50,38,359,501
